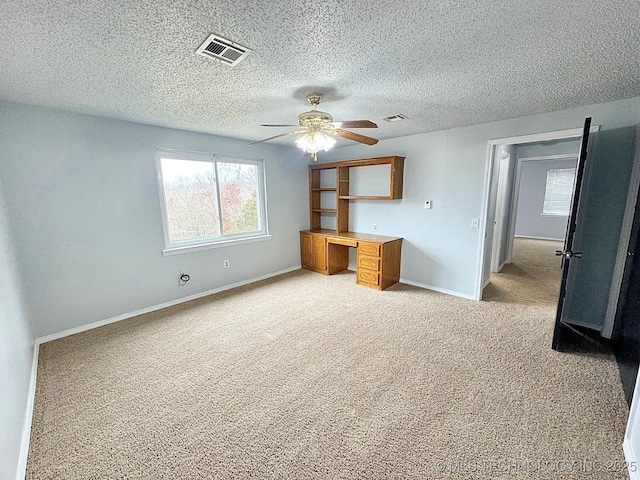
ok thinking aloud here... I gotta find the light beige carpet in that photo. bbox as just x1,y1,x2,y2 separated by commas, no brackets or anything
27,238,630,479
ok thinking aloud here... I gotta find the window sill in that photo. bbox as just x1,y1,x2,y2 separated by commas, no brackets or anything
162,234,272,256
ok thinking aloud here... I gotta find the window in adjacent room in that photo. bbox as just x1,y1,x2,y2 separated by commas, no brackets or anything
542,168,575,216
155,150,268,254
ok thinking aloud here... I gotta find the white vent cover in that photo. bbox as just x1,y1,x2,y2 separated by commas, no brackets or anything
382,114,409,122
196,34,252,66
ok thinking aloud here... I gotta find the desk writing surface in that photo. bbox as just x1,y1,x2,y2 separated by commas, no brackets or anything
302,229,402,244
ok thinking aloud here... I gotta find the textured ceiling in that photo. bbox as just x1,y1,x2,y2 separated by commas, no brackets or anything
1,0,639,146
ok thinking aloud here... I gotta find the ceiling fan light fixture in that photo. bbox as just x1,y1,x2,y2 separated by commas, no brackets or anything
295,130,336,154
252,93,378,159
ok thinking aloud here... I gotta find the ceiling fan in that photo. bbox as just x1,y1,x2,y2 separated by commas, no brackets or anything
251,93,378,161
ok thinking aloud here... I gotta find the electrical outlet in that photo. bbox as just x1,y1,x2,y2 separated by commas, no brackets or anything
373,224,378,231
179,268,190,286
470,218,480,228
224,259,230,268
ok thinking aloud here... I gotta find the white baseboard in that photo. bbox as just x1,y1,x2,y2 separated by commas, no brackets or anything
16,342,39,480
514,235,564,241
624,439,640,480
399,277,476,301
482,278,491,289
37,266,301,345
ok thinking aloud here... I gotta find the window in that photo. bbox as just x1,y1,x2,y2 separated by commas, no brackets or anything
543,168,575,216
156,150,268,254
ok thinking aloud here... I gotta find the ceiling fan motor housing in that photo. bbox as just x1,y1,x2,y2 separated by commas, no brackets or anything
252,92,378,149
298,110,334,129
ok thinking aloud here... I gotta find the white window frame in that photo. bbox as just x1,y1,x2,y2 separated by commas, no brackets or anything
155,149,270,255
542,167,576,217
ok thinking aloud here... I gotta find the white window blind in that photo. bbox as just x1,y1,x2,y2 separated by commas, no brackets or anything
543,168,575,216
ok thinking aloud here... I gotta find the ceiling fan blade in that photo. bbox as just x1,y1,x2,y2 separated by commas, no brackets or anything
260,124,300,127
331,129,379,146
249,129,306,145
330,120,378,129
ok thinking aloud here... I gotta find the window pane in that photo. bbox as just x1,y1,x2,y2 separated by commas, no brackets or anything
160,158,220,242
543,168,575,216
217,162,261,234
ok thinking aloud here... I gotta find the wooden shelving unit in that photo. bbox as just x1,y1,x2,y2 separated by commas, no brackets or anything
302,156,406,291
308,155,405,233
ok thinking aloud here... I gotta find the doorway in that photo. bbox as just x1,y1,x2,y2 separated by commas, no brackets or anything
484,149,579,305
476,125,599,302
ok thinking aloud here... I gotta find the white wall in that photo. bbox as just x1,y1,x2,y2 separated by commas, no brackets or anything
515,157,577,240
322,97,640,298
0,176,34,480
514,138,580,240
0,102,308,338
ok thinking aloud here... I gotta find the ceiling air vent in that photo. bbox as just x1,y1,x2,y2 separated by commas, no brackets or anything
196,34,252,66
382,114,409,122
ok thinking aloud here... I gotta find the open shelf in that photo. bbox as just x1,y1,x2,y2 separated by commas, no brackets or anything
308,156,405,233
338,195,393,200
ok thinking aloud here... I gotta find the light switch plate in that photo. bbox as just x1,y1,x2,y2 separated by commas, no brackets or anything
424,200,432,209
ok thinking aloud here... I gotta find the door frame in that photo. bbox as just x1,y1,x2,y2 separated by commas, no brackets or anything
490,149,511,272
475,125,600,301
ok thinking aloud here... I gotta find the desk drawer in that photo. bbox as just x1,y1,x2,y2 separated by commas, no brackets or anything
357,268,380,286
327,237,358,247
358,255,380,271
359,242,381,257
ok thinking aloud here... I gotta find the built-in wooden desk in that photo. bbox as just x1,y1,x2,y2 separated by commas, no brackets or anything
300,229,402,290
